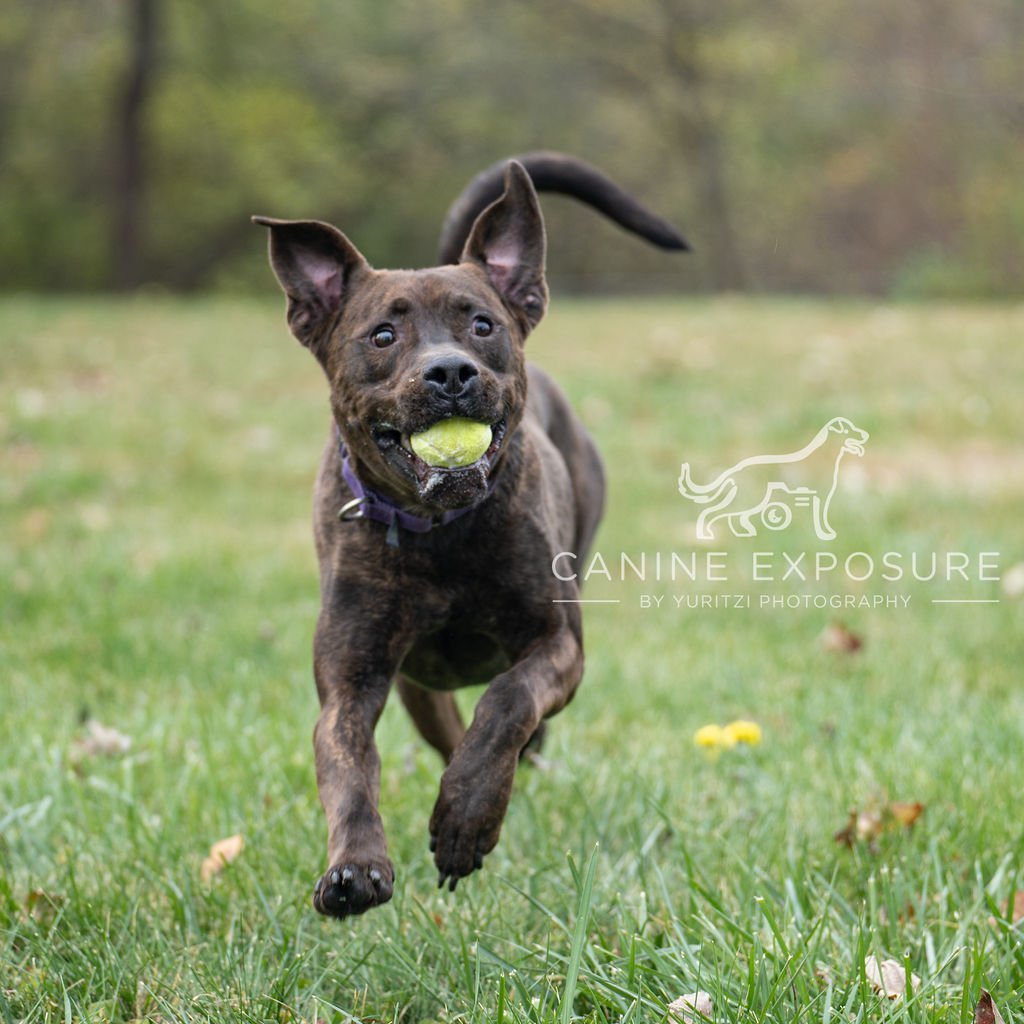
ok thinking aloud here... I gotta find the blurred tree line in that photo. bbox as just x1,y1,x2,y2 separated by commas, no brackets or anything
1,0,1021,296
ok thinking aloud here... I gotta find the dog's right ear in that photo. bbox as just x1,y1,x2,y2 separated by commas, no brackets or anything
252,216,369,354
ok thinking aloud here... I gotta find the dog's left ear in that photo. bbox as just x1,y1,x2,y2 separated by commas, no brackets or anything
460,161,548,331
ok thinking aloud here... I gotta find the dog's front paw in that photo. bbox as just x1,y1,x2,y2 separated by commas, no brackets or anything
312,859,394,918
429,787,506,892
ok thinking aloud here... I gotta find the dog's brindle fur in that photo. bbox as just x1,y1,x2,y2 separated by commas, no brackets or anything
255,157,683,917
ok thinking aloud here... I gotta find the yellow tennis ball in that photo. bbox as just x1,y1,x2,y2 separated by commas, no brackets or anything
410,418,492,469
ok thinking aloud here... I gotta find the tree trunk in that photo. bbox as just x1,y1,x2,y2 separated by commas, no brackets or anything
660,0,748,291
683,108,748,292
111,0,157,290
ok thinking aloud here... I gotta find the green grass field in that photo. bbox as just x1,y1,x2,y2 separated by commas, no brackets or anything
2,294,1023,1023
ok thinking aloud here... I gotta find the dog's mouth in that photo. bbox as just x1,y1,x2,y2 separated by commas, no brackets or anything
371,417,508,509
845,438,866,457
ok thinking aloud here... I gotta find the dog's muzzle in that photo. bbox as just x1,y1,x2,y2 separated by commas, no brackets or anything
372,418,508,509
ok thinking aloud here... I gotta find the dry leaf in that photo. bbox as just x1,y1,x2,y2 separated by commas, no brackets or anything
835,801,924,849
1002,563,1024,599
864,956,920,999
889,801,925,828
833,810,858,848
857,810,883,842
200,834,245,883
668,991,713,1023
991,891,1024,926
24,889,64,924
974,990,1006,1024
820,622,863,653
70,719,132,760
835,809,883,848
1007,892,1024,924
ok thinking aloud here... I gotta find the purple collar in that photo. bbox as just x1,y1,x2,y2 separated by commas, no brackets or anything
336,434,494,547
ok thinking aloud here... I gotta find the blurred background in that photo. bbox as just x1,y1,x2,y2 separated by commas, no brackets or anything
1,0,1021,298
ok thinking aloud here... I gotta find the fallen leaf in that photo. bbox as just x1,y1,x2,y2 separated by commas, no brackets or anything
1002,562,1024,599
833,811,858,848
857,810,883,842
871,901,922,927
991,891,1024,926
820,622,863,653
835,801,924,849
24,889,64,925
200,834,245,883
864,956,919,999
834,808,883,847
889,801,925,828
974,990,1006,1024
1008,892,1024,924
668,991,713,1023
70,719,133,760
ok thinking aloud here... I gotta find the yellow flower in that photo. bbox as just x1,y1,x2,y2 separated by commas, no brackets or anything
694,724,732,749
722,719,763,746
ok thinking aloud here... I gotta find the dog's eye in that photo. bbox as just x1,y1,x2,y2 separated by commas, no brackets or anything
471,316,494,338
371,325,397,348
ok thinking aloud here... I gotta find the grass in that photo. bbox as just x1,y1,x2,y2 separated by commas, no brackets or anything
1,293,1023,1023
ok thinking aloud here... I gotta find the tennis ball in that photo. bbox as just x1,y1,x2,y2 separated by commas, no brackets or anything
410,418,492,468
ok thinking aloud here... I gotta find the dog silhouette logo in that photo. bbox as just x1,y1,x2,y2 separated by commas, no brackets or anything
678,417,869,541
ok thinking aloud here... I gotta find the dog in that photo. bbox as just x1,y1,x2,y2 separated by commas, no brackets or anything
678,416,869,540
254,153,686,918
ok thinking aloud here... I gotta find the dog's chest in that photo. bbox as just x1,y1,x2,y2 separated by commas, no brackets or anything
400,625,512,690
395,574,535,690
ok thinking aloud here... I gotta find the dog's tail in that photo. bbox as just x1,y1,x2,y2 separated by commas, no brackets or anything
437,151,690,264
677,462,730,504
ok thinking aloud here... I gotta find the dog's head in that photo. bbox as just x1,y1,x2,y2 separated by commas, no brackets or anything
255,162,546,513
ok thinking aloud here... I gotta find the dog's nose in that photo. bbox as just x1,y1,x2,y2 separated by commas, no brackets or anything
422,355,480,397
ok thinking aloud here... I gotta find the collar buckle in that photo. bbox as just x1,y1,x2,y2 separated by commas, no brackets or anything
338,496,366,522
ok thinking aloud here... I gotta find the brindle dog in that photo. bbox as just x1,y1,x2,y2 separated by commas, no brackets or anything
254,153,686,917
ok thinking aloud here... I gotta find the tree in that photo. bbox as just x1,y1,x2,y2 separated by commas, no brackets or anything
111,0,159,290
519,0,750,290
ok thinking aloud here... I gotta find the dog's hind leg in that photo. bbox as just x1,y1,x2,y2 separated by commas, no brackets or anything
396,675,466,763
525,364,606,563
398,675,546,764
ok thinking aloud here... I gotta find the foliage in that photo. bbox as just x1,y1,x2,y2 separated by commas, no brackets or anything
0,0,1021,295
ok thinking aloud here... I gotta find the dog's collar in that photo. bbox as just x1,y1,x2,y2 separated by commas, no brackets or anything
335,431,495,547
